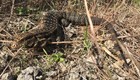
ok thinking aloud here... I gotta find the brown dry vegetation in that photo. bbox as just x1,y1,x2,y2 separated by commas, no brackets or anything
0,0,140,80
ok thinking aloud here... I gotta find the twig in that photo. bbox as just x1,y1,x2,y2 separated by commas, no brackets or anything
0,48,21,77
0,40,14,43
50,41,82,44
10,0,15,17
125,45,140,77
7,0,15,24
102,47,120,61
84,0,103,68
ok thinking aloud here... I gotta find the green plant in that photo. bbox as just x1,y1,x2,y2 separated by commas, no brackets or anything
83,27,92,50
43,49,65,65
51,52,64,62
133,0,140,6
16,7,29,15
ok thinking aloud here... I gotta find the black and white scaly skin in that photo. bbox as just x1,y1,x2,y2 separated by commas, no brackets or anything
12,10,113,49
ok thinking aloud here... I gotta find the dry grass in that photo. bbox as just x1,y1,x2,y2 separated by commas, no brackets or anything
0,0,140,80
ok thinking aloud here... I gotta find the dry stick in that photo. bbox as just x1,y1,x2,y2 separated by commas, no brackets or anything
6,0,15,29
84,0,103,68
11,0,15,16
0,39,81,44
117,34,140,39
0,0,16,43
0,48,21,77
6,0,15,25
50,41,82,44
102,47,120,61
1,28,12,38
84,1,110,79
1,0,15,38
126,47,140,77
0,0,16,77
83,1,110,79
0,40,14,43
0,34,9,37
117,41,140,77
